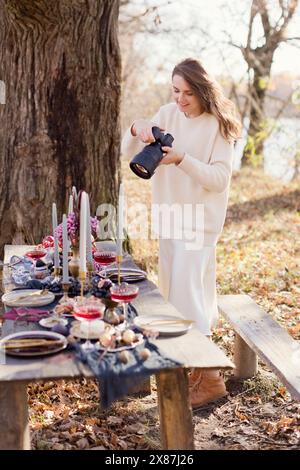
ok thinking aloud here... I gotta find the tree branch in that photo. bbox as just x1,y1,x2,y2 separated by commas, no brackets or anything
280,36,300,41
256,0,272,37
221,29,243,50
275,0,299,39
247,0,259,50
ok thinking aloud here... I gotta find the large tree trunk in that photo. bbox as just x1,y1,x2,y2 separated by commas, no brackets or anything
0,0,121,255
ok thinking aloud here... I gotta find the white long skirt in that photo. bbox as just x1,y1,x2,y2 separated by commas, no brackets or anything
158,239,219,336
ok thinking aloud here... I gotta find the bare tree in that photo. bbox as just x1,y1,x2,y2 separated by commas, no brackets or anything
186,0,299,167
235,0,299,165
0,0,121,255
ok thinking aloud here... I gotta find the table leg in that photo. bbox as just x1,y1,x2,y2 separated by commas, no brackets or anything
0,381,30,449
156,368,194,450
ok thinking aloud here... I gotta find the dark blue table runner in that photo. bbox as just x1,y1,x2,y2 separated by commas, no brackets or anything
73,338,182,409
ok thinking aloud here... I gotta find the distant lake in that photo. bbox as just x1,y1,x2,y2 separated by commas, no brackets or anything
233,118,300,182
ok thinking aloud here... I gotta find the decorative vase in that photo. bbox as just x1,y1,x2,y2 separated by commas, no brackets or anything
103,298,122,325
69,246,80,279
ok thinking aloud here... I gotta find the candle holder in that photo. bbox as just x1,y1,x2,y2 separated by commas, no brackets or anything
61,281,71,303
69,247,80,279
86,260,94,290
116,255,123,285
53,267,61,283
79,271,86,298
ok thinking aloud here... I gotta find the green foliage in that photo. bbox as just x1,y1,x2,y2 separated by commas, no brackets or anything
257,77,269,90
244,118,276,166
243,373,280,402
292,88,300,108
244,135,263,166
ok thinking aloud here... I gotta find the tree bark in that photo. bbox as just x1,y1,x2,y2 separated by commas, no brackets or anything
242,59,273,167
0,0,121,255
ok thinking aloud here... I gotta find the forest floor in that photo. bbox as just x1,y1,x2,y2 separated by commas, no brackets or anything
28,165,300,450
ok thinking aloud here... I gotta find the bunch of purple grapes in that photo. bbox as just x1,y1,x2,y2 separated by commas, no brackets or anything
90,275,113,299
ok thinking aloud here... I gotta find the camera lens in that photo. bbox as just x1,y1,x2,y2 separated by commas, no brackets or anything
129,127,174,179
135,164,149,175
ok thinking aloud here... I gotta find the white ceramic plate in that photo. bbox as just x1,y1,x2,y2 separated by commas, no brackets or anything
95,333,144,352
133,314,193,337
0,330,67,357
39,316,68,329
70,320,107,339
97,267,147,283
1,289,55,307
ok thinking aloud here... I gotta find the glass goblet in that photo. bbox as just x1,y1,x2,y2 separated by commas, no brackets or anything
110,283,139,327
93,251,117,278
24,247,47,271
72,297,105,351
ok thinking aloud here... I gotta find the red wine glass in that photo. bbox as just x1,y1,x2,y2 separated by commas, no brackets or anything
25,247,47,271
93,251,117,278
110,283,139,327
72,297,105,351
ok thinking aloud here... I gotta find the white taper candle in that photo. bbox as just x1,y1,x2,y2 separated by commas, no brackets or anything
62,214,69,283
116,183,125,257
52,203,59,269
72,186,77,200
68,195,73,215
86,194,93,264
79,192,87,273
52,203,58,231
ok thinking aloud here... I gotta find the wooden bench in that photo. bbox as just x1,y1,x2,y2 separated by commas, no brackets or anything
218,294,300,401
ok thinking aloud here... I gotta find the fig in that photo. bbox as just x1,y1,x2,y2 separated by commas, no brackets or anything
139,348,151,362
99,332,112,347
122,329,135,345
119,350,130,364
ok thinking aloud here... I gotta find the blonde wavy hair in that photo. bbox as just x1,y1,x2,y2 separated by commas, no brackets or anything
172,58,241,143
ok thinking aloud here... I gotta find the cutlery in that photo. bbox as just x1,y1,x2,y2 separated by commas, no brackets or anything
0,257,23,268
12,289,48,302
1,338,64,349
139,319,194,327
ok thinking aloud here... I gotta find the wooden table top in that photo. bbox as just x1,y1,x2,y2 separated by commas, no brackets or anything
0,244,234,382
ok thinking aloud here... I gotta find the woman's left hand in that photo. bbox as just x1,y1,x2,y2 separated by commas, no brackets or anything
160,146,184,165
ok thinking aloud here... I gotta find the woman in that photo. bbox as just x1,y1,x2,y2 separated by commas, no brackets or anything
121,58,241,407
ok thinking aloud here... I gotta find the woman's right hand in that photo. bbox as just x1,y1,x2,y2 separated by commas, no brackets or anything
131,119,165,143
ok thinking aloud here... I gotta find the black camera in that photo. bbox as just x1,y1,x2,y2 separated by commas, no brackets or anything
129,126,174,179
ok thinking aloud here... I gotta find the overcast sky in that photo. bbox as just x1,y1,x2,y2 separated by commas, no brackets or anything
131,0,300,82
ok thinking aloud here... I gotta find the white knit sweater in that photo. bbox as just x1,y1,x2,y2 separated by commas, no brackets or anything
121,102,234,246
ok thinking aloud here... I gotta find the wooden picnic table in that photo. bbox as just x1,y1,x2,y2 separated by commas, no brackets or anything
0,244,234,450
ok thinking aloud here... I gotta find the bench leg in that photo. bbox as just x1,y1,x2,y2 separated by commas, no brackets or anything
234,333,258,379
0,381,30,449
156,368,194,450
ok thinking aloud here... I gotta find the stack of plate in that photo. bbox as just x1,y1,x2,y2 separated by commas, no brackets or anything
98,267,147,283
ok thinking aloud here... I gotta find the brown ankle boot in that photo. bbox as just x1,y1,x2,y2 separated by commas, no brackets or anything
188,368,203,389
189,369,227,409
